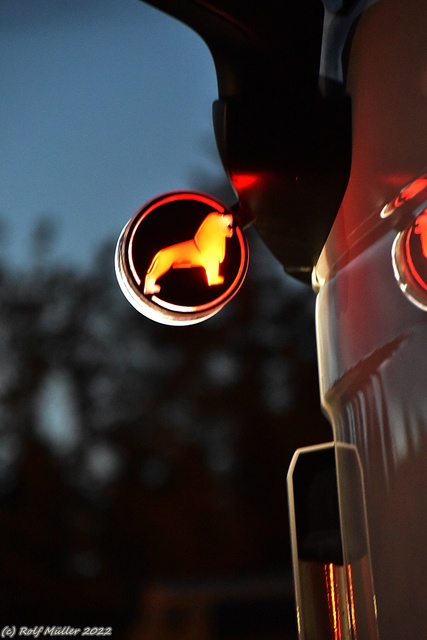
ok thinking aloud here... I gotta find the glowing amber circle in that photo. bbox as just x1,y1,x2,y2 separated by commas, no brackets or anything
115,191,249,325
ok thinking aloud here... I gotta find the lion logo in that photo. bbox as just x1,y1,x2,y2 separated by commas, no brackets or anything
144,212,234,295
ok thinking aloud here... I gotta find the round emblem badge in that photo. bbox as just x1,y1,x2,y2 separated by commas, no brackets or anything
393,207,427,311
115,192,249,325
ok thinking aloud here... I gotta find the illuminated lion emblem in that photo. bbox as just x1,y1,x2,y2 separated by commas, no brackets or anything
144,212,234,295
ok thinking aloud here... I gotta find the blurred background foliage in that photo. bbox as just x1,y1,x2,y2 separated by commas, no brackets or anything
2,3,333,635
0,171,331,634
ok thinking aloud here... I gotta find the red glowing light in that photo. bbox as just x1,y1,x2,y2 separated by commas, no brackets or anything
393,207,427,310
394,176,427,208
414,210,427,258
231,173,259,191
381,174,427,221
403,215,427,293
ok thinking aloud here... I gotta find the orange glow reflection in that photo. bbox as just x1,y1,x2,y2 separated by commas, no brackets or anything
325,563,342,639
323,562,358,639
347,563,357,638
144,212,234,295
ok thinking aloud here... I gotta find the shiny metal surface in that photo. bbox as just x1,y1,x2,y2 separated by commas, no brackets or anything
316,229,427,637
314,1,427,636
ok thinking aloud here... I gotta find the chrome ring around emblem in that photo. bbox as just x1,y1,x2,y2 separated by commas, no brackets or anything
115,191,249,326
385,174,427,311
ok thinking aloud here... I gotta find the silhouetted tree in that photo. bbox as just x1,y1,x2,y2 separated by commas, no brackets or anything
0,191,330,633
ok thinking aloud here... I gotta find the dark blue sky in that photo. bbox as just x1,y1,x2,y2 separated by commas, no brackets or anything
1,0,224,269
